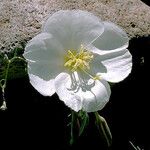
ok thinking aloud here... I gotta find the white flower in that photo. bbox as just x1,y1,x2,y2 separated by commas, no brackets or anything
23,10,132,112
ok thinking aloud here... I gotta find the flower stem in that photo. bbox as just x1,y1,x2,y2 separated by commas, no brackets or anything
94,112,112,147
0,55,26,110
0,57,10,110
70,110,76,145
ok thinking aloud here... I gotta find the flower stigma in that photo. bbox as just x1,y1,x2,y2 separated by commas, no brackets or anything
64,45,100,80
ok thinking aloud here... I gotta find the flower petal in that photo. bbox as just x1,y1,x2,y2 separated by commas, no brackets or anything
81,79,111,112
55,72,111,112
24,32,65,63
99,49,132,82
43,10,104,50
29,74,55,96
55,73,82,112
90,21,129,55
24,32,64,81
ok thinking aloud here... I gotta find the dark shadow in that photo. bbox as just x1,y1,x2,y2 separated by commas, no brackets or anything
113,36,150,150
0,36,150,150
141,0,150,6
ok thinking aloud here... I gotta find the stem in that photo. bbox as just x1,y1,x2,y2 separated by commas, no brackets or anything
0,58,10,110
129,141,142,150
3,61,10,91
70,110,75,145
0,56,26,110
10,56,26,63
94,112,112,147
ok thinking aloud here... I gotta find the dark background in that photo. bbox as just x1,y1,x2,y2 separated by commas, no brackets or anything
113,36,149,150
141,0,150,6
0,36,149,150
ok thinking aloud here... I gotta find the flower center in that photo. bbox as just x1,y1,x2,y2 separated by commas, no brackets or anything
64,45,100,80
64,45,93,72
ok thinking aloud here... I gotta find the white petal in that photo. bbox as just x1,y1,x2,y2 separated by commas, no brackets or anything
90,53,107,75
90,21,129,55
43,10,104,50
55,72,111,112
24,32,64,81
24,32,65,63
81,79,111,112
99,49,132,82
55,73,82,112
29,74,55,96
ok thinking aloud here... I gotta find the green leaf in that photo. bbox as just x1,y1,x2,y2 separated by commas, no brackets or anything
79,112,89,136
69,110,77,145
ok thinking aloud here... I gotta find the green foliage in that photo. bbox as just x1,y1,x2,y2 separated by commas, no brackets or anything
94,112,112,147
0,46,27,110
78,110,89,136
0,47,27,80
69,110,89,145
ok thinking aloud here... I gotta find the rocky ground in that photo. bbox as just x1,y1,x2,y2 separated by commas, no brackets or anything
0,0,150,52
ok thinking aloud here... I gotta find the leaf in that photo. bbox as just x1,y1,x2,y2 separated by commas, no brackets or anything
69,110,77,145
69,110,90,145
79,112,89,136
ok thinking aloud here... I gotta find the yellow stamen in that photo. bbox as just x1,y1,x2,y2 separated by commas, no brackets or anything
64,45,100,80
93,75,101,80
80,68,101,81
